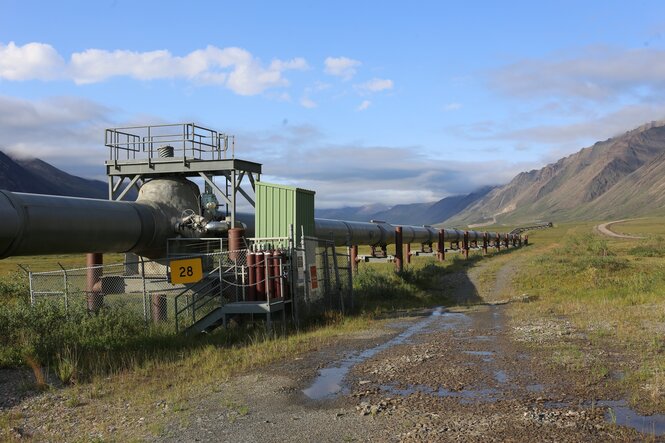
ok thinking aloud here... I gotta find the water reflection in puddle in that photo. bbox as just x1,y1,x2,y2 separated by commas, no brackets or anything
463,350,494,356
543,399,665,436
600,400,665,437
526,384,544,393
494,370,508,384
303,308,470,400
380,383,501,403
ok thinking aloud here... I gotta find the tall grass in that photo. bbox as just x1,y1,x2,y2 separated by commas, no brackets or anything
512,228,665,410
352,258,459,311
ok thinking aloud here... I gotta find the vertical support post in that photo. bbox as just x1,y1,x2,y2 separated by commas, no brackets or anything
395,226,403,273
231,169,237,228
406,243,411,264
151,294,167,323
350,245,359,274
86,253,104,313
139,256,149,322
483,233,488,255
504,234,509,249
438,229,445,261
496,234,501,251
463,231,469,259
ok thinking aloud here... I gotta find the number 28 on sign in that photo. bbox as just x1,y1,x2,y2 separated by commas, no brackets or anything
170,258,203,284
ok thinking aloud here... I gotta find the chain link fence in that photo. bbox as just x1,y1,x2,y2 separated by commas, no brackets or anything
293,237,353,320
27,236,352,333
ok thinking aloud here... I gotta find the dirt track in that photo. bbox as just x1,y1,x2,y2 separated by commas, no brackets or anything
153,260,652,442
596,220,644,239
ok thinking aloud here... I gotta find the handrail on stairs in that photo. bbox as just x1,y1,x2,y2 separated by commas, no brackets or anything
174,266,222,333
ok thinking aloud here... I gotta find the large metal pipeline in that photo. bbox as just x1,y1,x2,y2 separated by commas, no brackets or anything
0,178,203,259
314,219,476,247
0,182,517,260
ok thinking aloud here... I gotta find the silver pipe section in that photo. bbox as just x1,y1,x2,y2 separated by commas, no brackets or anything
0,177,202,259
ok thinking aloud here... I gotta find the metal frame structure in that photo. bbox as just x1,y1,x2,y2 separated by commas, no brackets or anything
105,123,261,226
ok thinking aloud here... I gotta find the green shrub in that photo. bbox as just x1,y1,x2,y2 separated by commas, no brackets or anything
0,299,176,379
629,237,665,257
0,272,29,303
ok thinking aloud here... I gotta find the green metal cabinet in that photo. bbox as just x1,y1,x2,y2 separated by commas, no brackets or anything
255,182,315,239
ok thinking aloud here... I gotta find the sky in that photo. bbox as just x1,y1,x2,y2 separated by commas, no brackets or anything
2,0,665,208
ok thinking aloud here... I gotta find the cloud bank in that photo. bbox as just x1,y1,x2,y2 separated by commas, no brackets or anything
0,42,308,96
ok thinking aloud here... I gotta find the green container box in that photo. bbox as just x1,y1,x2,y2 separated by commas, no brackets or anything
255,182,315,239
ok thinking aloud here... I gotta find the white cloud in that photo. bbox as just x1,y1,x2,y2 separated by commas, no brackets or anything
444,102,462,111
324,56,361,80
300,97,317,108
0,95,115,178
237,126,531,208
0,42,65,81
357,100,371,111
0,94,530,209
0,42,308,96
490,46,665,101
356,77,393,93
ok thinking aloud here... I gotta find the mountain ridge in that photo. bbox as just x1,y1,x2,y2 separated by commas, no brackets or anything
0,151,108,199
445,121,665,225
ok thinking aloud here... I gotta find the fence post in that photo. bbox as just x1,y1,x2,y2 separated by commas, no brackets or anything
140,256,148,323
395,226,403,273
331,243,343,313
58,263,69,313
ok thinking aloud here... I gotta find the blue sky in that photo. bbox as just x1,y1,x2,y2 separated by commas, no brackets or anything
2,1,665,208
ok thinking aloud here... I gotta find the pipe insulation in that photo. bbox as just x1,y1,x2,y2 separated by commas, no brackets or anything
0,177,201,259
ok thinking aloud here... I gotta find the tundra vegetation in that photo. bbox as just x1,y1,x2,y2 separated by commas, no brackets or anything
0,218,664,439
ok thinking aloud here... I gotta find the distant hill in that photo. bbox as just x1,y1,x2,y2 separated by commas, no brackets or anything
316,186,494,225
446,121,665,225
316,203,391,221
0,151,109,199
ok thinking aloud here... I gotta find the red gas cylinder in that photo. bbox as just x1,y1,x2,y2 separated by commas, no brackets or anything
256,250,266,301
228,228,245,262
247,251,256,301
272,250,283,299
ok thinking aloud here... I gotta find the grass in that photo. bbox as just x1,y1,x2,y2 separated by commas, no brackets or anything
0,253,126,276
0,243,510,441
508,220,665,411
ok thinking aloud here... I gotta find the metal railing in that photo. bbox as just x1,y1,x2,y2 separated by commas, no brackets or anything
105,123,235,162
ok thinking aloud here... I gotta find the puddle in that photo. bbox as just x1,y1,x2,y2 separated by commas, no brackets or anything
463,350,494,356
471,335,495,341
597,400,665,436
526,384,544,393
380,383,500,403
303,308,470,400
544,399,665,436
494,370,508,384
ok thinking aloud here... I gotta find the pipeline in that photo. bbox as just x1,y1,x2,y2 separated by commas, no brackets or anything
0,185,521,260
313,218,513,247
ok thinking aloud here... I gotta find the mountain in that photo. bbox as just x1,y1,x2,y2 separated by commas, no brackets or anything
315,186,494,225
316,203,391,221
446,121,665,225
0,151,109,199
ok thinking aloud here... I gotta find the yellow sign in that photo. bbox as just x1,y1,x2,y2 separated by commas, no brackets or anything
170,258,203,284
